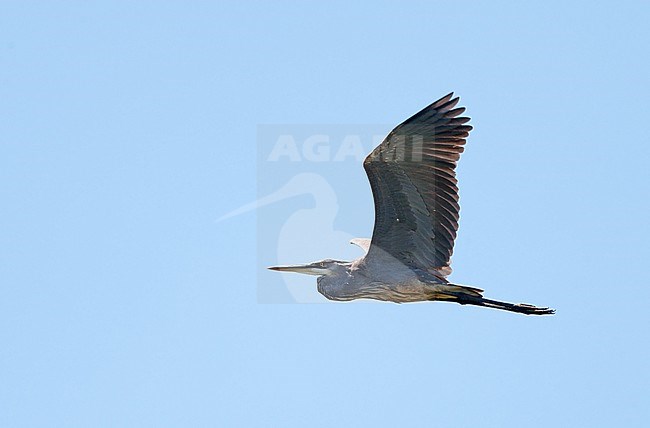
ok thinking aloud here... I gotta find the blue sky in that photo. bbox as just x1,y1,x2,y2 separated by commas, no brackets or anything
1,1,649,426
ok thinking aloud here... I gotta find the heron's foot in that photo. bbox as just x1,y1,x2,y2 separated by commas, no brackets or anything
514,303,555,315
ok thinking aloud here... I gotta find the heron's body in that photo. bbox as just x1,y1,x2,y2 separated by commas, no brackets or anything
314,245,458,303
269,93,554,315
317,259,436,303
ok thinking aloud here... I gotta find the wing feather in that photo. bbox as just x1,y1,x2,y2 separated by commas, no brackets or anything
362,93,471,276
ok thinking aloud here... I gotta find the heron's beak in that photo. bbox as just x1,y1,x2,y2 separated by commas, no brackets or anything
267,263,328,276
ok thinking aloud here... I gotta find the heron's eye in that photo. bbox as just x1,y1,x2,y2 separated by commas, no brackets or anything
320,263,325,267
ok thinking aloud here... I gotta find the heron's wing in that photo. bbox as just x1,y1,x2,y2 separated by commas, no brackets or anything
362,93,471,275
350,238,371,253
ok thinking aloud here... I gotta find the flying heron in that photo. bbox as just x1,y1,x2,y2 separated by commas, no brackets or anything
269,93,554,315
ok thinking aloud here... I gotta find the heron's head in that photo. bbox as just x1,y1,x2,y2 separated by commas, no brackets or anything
268,259,347,276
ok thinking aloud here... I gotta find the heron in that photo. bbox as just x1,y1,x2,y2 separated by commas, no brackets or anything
269,93,554,315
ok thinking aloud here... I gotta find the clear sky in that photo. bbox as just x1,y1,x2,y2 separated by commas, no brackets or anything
1,1,649,427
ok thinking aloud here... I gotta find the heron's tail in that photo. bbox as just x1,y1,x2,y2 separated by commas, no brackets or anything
436,284,555,316
437,284,484,298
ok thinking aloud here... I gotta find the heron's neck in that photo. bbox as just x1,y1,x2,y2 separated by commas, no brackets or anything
316,265,355,301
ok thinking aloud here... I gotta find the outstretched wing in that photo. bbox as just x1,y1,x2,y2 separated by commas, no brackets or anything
362,93,471,276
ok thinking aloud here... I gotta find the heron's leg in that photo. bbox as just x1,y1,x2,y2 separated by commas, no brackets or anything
437,293,555,315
